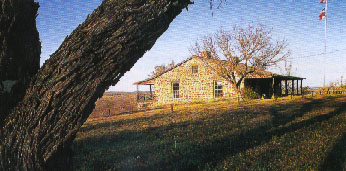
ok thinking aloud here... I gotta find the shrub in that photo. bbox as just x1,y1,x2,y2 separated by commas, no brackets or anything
303,86,311,95
242,87,260,99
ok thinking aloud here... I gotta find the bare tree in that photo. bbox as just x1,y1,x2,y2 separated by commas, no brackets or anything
281,60,293,76
280,60,293,94
190,24,290,96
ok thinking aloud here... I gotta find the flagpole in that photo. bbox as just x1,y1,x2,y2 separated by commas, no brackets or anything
324,0,327,87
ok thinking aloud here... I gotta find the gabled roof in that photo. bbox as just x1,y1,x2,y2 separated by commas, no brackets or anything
133,56,197,85
134,56,304,85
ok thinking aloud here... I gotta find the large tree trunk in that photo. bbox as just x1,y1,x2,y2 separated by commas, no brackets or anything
0,0,41,127
0,0,192,170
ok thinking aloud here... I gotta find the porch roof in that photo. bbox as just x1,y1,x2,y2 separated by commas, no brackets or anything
245,75,305,80
272,75,306,80
133,79,155,85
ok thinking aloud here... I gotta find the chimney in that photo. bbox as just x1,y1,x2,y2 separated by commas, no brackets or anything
200,51,212,58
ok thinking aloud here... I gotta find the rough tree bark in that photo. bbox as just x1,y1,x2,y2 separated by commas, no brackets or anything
0,0,41,126
0,0,192,170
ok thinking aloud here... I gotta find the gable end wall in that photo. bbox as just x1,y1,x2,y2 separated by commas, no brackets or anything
154,58,236,104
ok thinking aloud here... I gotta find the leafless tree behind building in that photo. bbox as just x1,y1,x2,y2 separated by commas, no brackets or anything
190,24,290,96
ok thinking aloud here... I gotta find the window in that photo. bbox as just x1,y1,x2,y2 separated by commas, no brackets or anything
214,80,223,98
172,82,179,99
192,65,198,74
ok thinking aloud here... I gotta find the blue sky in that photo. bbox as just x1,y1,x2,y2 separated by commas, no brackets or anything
36,0,346,92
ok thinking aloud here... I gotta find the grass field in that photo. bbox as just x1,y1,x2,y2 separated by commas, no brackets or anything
72,95,346,170
89,92,138,118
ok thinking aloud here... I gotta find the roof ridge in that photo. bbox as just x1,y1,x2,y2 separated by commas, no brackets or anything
134,56,304,85
133,56,198,85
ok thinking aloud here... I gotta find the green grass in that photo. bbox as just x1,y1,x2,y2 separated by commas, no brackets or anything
72,95,346,170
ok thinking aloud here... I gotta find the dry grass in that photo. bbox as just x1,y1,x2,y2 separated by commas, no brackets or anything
73,95,346,170
89,92,138,118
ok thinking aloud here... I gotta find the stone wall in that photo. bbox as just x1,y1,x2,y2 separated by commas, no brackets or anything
153,57,236,105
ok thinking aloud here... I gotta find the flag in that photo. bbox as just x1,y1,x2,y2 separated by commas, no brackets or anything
320,0,326,3
319,8,325,20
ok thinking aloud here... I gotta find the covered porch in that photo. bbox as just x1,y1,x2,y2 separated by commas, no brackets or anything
244,75,305,98
133,79,156,102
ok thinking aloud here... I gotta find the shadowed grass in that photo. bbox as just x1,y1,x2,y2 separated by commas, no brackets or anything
73,95,346,170
320,132,346,171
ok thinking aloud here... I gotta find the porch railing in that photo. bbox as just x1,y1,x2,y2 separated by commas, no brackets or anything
137,94,156,102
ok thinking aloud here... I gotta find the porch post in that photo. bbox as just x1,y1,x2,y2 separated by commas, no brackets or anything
150,84,152,97
279,80,282,96
137,84,139,101
272,77,275,98
285,80,288,96
300,80,303,95
296,79,299,95
292,80,294,95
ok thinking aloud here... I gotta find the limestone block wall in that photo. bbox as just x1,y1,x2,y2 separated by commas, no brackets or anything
154,57,236,105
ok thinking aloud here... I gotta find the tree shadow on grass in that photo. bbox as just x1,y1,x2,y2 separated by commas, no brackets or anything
319,132,346,171
269,97,325,127
73,119,206,170
111,106,165,117
180,97,346,169
79,113,169,132
74,96,346,170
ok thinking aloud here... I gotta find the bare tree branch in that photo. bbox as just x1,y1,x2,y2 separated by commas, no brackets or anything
191,24,290,96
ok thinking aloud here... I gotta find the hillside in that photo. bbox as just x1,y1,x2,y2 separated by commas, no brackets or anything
73,95,346,170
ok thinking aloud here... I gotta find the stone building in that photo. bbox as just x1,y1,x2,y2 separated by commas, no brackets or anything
134,56,304,108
